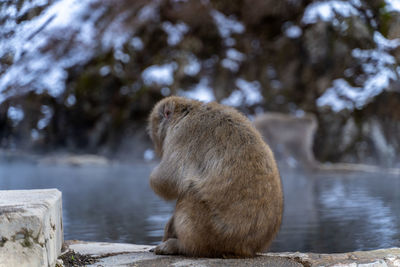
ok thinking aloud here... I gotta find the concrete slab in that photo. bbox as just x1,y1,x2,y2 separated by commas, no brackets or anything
68,241,154,256
64,241,400,267
0,189,63,267
67,241,301,267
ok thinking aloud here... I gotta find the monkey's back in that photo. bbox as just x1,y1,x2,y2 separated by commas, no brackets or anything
168,101,284,257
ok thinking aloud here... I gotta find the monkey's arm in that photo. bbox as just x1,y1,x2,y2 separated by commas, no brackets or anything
149,160,181,200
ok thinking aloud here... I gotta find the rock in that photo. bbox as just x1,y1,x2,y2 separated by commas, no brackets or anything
0,189,63,267
63,241,400,267
39,154,110,167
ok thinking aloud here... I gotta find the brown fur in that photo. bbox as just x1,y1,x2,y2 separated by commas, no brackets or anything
147,96,283,258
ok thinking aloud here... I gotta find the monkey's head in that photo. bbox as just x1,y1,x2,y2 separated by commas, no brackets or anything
148,96,195,157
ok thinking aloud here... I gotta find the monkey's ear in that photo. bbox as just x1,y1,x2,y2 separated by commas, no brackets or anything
164,106,172,119
161,101,174,119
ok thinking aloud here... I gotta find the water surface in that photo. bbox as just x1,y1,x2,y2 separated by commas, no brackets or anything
0,162,399,253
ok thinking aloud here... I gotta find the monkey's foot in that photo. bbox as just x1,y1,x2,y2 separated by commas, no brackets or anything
154,238,181,255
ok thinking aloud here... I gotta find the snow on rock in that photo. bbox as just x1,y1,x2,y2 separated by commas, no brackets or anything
142,63,177,86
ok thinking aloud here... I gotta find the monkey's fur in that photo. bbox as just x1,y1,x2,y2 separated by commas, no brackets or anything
148,96,283,258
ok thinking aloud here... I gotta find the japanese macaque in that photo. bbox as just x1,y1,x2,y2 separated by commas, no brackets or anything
147,96,283,257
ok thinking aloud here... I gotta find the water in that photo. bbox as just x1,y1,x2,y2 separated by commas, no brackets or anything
0,161,399,253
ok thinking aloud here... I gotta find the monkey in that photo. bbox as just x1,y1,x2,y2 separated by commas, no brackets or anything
254,112,400,175
254,112,317,167
147,96,283,258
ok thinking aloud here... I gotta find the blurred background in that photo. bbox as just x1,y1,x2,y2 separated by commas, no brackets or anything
1,0,400,166
0,0,399,253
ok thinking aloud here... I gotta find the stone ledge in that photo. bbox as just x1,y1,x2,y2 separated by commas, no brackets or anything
0,189,63,267
63,241,400,267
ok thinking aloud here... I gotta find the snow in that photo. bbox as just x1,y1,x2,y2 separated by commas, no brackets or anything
221,59,240,72
142,63,177,86
385,0,400,12
99,66,111,76
236,79,263,105
317,74,392,112
161,87,171,96
162,21,189,46
352,49,395,73
373,31,400,50
316,79,356,112
285,25,302,39
317,31,400,112
7,106,24,126
137,4,159,22
221,48,245,72
224,37,236,47
211,9,244,46
271,80,282,90
130,37,144,51
31,129,40,140
302,1,359,24
184,55,201,76
0,0,104,103
226,48,246,62
180,78,215,102
222,78,263,106
66,95,77,106
114,50,130,63
101,11,132,50
37,105,53,129
143,149,155,161
221,90,243,106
